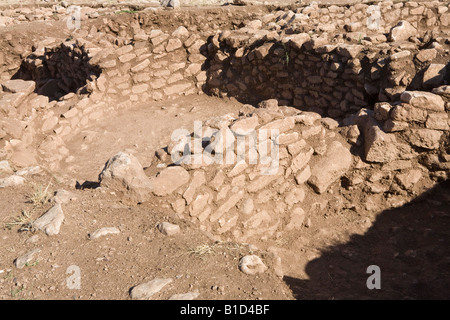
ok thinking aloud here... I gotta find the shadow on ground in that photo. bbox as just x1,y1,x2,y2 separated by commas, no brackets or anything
284,179,450,300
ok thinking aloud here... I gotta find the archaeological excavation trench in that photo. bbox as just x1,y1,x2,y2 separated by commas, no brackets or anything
0,1,449,300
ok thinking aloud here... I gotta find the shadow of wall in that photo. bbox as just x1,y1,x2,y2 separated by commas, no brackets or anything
284,179,450,300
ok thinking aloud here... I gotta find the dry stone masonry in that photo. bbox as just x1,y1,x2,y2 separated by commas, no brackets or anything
205,1,450,118
0,0,449,270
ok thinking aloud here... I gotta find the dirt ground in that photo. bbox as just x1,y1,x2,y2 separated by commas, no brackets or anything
0,0,449,301
1,93,448,300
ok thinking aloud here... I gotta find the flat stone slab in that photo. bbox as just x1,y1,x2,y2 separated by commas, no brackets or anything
99,152,153,202
238,255,267,275
130,278,173,300
151,166,190,196
89,227,121,240
1,79,35,95
308,141,352,194
157,222,181,236
14,249,41,269
0,175,25,188
400,91,445,112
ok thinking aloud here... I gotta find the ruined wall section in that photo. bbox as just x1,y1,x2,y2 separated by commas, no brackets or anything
205,1,450,118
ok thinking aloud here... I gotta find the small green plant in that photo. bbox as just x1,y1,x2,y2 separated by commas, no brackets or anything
281,43,290,66
25,261,39,267
358,33,363,44
11,285,24,298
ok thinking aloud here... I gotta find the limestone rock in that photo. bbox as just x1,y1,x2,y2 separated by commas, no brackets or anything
284,187,305,206
168,292,200,300
340,125,360,145
426,113,449,131
258,99,279,112
423,64,446,88
259,117,295,135
50,189,77,204
363,124,414,163
130,278,173,300
389,20,417,42
308,141,352,194
416,49,437,63
152,166,190,196
238,255,267,275
395,169,423,190
34,204,64,236
210,190,244,221
295,165,311,184
291,147,314,172
0,160,12,174
157,222,181,236
239,198,254,215
432,85,450,97
1,79,35,95
183,171,206,204
390,104,427,122
14,249,41,269
407,129,443,150
400,91,445,112
286,207,306,230
89,227,120,240
171,198,186,215
0,175,25,188
189,193,211,221
99,152,153,202
336,44,363,58
230,116,259,136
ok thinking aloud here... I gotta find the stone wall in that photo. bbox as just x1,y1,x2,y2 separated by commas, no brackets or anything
205,1,450,118
0,2,449,173
0,7,269,169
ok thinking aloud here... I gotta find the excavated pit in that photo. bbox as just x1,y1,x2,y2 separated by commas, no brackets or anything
12,42,102,101
0,1,449,300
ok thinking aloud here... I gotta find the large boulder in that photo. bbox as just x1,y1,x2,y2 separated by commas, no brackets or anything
422,64,447,89
364,125,415,163
99,152,153,202
352,109,415,163
389,20,417,42
308,141,352,194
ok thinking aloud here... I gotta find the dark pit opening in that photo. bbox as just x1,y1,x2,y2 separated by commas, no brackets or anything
12,41,102,101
